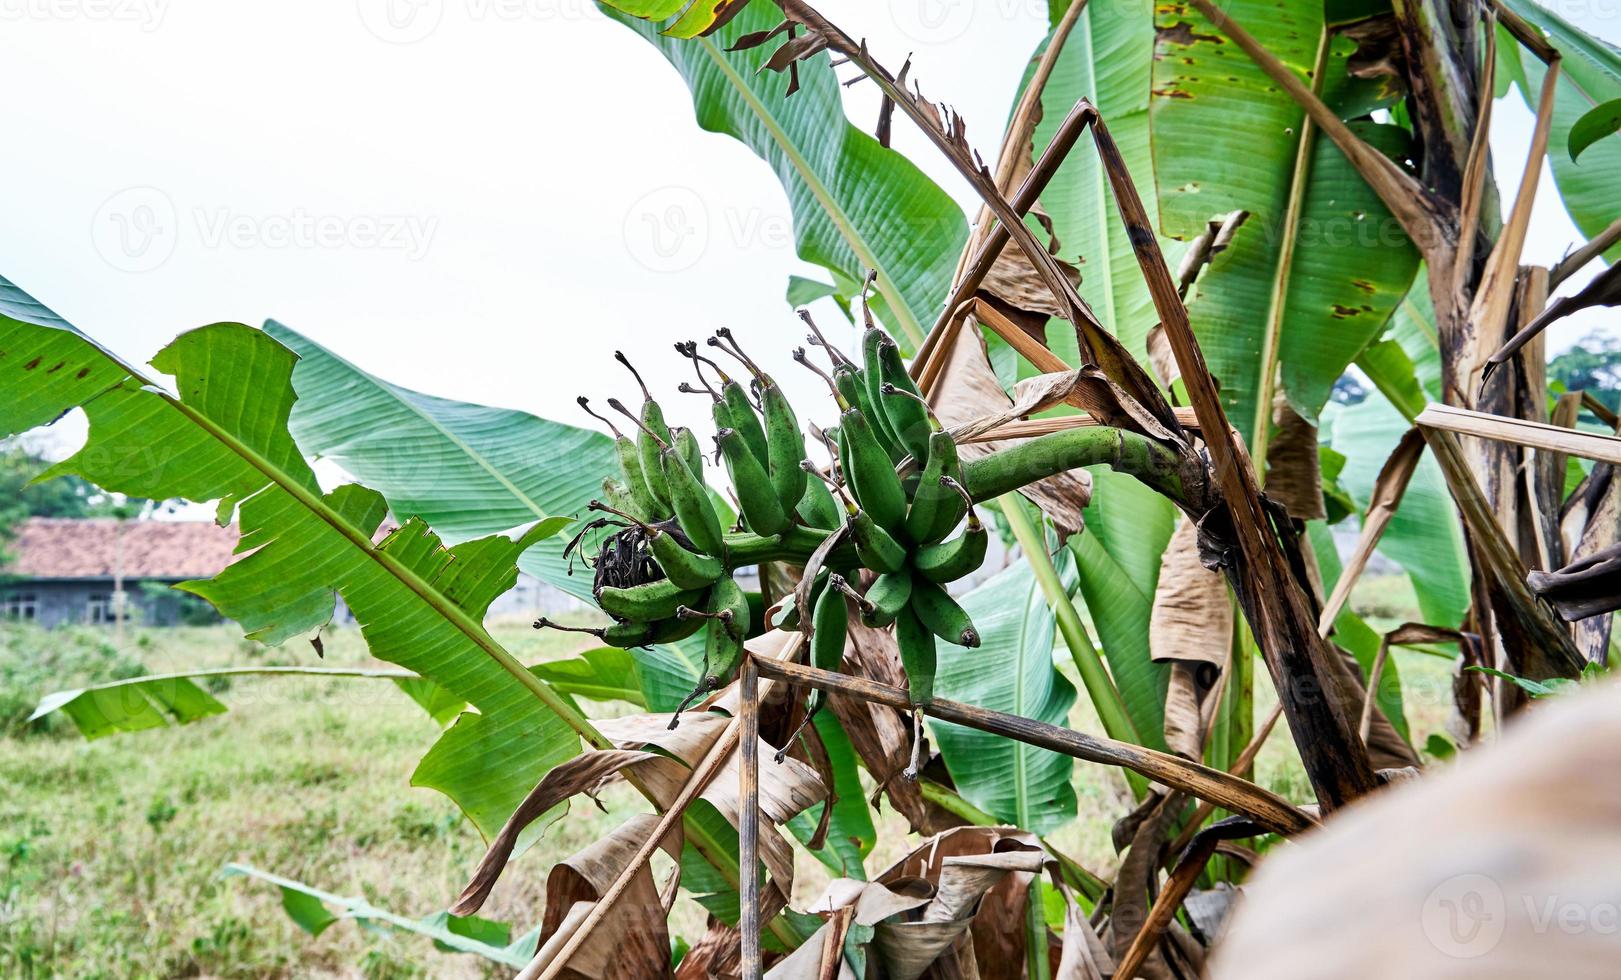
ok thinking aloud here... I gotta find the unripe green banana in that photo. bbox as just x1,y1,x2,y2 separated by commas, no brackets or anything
905,430,965,545
861,326,906,458
645,525,724,590
861,570,912,628
597,579,704,622
613,354,674,510
673,426,706,485
795,466,841,530
893,604,937,706
760,380,808,515
876,340,932,463
910,575,981,649
803,574,849,721
660,447,726,557
600,615,704,648
847,505,907,574
839,407,907,533
914,519,987,584
721,378,770,466
718,427,789,536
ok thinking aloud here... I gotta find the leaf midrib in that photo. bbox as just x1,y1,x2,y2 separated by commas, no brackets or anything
1252,28,1330,461
269,324,550,523
695,37,927,348
69,327,790,942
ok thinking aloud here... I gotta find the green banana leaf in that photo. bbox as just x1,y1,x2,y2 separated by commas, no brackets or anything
1070,470,1175,752
31,666,418,738
931,559,1079,835
31,674,227,738
596,0,967,349
221,863,536,966
1358,281,1443,416
1501,0,1621,261
1027,0,1167,362
1151,0,1420,447
32,651,647,741
263,321,704,710
0,291,581,840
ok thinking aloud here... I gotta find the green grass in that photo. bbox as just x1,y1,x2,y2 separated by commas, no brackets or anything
0,572,1453,975
0,619,639,979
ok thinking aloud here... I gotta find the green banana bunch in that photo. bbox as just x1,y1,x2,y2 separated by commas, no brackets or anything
555,321,993,733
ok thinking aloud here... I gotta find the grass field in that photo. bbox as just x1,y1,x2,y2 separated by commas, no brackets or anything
0,575,1451,978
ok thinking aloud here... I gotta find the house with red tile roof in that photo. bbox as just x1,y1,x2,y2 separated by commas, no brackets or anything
1,516,583,627
0,517,237,626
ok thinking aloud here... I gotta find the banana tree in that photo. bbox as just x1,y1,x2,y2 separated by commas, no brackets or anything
7,0,1621,975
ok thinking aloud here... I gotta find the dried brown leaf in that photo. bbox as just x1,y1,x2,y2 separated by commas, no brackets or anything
1264,395,1326,521
524,813,680,980
453,749,662,915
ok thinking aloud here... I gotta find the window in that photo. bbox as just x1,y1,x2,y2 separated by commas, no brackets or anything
2,592,37,621
87,593,113,624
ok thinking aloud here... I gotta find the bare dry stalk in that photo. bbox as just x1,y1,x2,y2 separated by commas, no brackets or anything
1359,639,1393,742
1551,215,1621,288
955,409,1203,444
1465,57,1561,394
1090,109,1379,808
1417,403,1621,466
752,656,1316,835
1451,15,1497,288
526,635,805,980
915,103,1093,391
739,656,761,980
1318,428,1427,635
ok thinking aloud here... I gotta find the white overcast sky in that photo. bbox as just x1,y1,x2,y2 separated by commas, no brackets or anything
0,0,1616,461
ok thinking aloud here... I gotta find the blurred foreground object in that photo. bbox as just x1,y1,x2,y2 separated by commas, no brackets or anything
1211,680,1621,979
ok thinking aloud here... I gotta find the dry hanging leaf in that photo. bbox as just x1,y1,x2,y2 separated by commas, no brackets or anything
927,315,1092,536
676,917,742,980
767,878,935,980
1107,792,1191,980
1054,897,1113,980
1264,395,1326,521
453,749,663,914
874,827,1046,980
595,709,826,903
525,812,681,980
1210,682,1621,980
1150,520,1232,759
1149,520,1232,667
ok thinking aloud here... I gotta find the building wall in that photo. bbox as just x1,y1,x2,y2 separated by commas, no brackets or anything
0,579,217,628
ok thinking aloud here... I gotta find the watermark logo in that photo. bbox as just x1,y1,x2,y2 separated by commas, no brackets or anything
889,0,973,44
623,186,709,273
356,0,443,43
91,189,438,271
92,187,178,273
1422,874,1508,958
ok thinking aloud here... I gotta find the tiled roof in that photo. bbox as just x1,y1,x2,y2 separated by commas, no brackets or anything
2,517,241,580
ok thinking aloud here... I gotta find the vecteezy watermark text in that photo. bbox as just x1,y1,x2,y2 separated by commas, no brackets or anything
1423,873,1621,959
92,187,437,272
0,0,166,30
